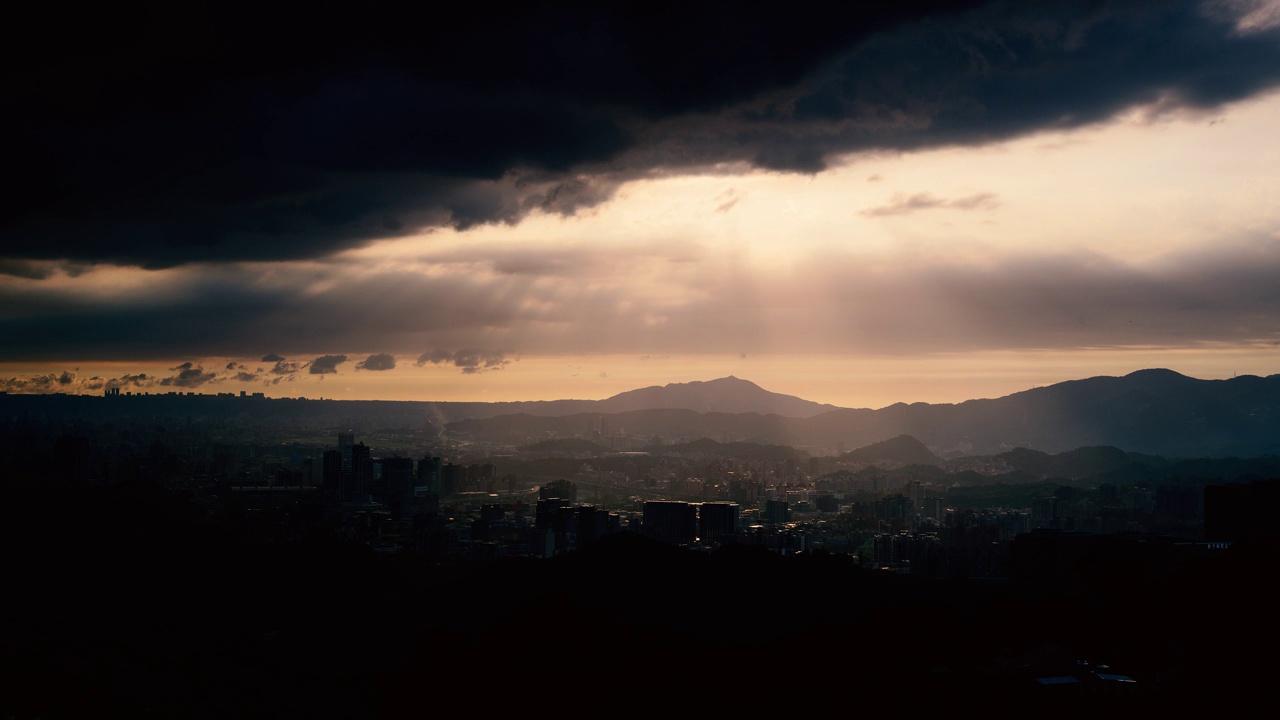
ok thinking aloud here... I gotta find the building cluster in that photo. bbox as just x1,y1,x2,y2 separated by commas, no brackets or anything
197,428,1280,582
26,399,1268,587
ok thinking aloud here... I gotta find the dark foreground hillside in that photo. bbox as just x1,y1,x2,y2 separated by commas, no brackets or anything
4,482,1277,719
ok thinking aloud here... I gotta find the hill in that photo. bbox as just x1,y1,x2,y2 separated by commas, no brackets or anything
6,368,1280,457
839,434,941,466
593,376,840,417
447,369,1280,457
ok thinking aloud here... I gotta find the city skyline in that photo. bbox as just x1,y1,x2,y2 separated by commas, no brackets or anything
4,1,1280,409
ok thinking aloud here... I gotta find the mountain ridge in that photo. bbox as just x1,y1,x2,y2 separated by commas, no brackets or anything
593,375,841,417
5,368,1280,457
444,368,1280,457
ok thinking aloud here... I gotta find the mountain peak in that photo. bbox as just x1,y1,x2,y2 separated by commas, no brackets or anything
1125,368,1188,379
841,434,941,466
600,377,837,418
703,375,756,387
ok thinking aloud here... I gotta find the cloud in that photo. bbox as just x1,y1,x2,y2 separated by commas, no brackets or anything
3,2,1278,268
714,189,741,214
0,372,73,394
859,192,999,216
1204,0,1280,34
0,260,56,280
454,350,512,374
3,224,1280,367
159,362,218,388
356,353,396,371
415,350,455,367
261,353,284,362
270,360,301,375
309,355,348,374
417,349,512,374
106,374,153,391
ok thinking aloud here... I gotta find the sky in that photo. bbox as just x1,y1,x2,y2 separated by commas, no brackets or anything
3,0,1280,409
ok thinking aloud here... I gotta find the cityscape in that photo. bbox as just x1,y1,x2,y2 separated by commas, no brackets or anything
5,1,1280,717
5,376,1278,717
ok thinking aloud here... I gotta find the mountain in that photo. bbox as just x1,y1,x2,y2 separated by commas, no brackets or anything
592,376,840,417
840,434,941,466
446,369,1280,458
0,375,838,427
6,368,1280,457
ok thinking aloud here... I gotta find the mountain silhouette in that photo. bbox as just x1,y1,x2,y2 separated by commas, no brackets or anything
593,376,839,417
840,434,941,466
6,367,1280,457
445,368,1280,457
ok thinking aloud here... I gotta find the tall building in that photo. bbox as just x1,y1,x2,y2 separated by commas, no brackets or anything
379,456,415,513
697,502,740,544
440,463,466,495
643,501,697,545
350,442,372,502
418,455,442,494
576,505,611,549
540,479,577,502
764,499,790,525
338,431,355,471
322,449,343,502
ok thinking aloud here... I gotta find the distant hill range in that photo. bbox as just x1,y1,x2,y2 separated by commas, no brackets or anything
591,376,839,417
839,434,941,466
5,368,1280,457
442,369,1280,458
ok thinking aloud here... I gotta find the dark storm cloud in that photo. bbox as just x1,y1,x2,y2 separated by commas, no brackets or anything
356,353,396,371
0,266,292,360
0,260,55,280
261,353,284,363
309,355,348,374
640,0,1280,173
3,230,1280,363
5,1,1277,268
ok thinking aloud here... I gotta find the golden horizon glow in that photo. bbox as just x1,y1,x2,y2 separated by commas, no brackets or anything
5,345,1276,410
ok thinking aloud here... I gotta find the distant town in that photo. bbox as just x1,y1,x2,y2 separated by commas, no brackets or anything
5,384,1278,717
6,386,1274,571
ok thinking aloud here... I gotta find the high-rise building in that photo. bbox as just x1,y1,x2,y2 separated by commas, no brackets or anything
338,431,355,471
576,504,611,549
643,501,697,545
697,502,739,544
379,456,415,512
418,455,442,494
764,499,790,525
540,479,577,502
322,449,343,502
350,442,372,502
440,463,466,495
